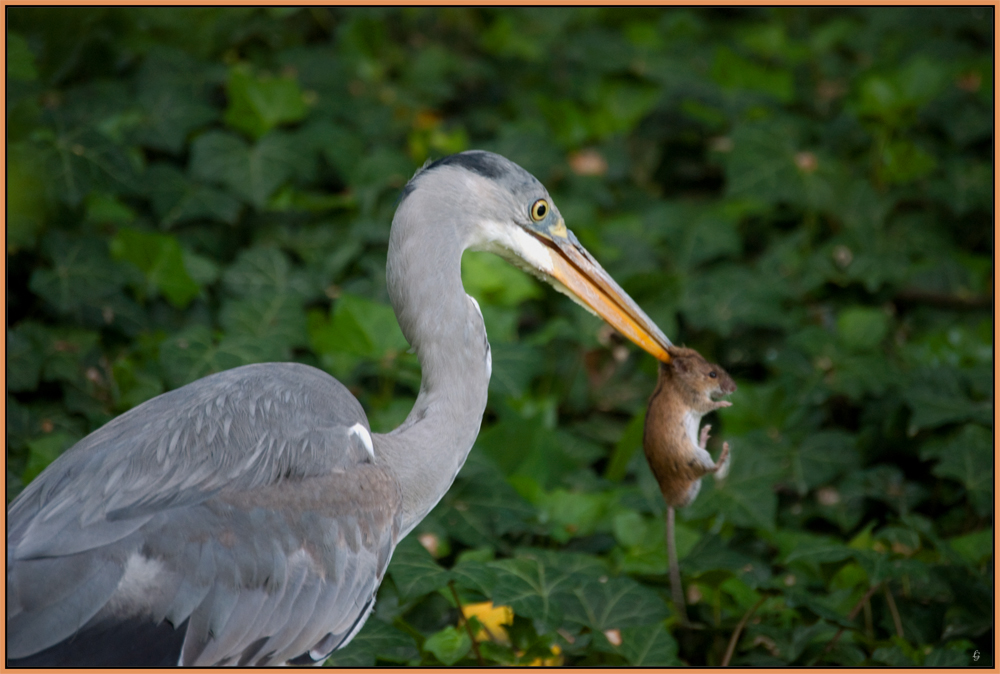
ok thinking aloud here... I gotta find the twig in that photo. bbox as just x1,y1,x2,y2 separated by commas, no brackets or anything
666,507,689,625
863,596,873,639
448,581,484,665
883,584,904,639
721,596,766,666
815,583,883,662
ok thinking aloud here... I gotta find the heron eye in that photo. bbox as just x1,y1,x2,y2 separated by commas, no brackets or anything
709,371,717,378
530,199,548,221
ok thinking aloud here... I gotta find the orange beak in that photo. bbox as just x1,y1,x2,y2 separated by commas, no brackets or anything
529,224,672,363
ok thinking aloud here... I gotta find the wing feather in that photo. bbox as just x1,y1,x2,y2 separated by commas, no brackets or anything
7,362,402,666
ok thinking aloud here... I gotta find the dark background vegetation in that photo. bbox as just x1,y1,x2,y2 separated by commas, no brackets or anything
6,7,993,666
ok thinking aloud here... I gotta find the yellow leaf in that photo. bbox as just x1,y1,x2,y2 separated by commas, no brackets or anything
461,601,514,643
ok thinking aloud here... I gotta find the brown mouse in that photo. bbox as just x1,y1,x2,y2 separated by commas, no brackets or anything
642,345,736,624
643,345,737,508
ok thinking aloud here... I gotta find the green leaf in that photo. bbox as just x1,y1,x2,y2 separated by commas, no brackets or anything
720,120,843,212
904,369,991,432
309,293,408,360
7,32,38,81
158,325,271,388
474,414,581,491
387,536,452,601
711,46,794,102
222,246,311,299
948,529,992,566
487,557,572,627
110,227,201,308
682,534,772,588
7,144,48,253
430,452,534,547
8,324,46,392
879,139,936,185
562,576,669,632
189,130,301,208
836,307,889,351
618,622,681,666
224,65,309,140
23,432,76,484
487,342,545,397
462,250,542,308
920,424,992,516
134,47,218,154
34,126,141,206
29,233,133,315
323,618,418,666
423,625,471,665
605,410,644,483
145,163,242,227
681,263,795,336
684,432,782,531
219,295,307,360
786,431,860,494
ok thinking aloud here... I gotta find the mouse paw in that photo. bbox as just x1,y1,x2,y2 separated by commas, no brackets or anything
699,424,712,448
713,441,731,479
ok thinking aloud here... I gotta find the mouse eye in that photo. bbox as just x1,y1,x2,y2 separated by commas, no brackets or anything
709,371,717,378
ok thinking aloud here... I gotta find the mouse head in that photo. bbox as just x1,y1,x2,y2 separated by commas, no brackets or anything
663,345,737,412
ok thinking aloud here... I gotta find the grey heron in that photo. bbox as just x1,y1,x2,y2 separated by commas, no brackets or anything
7,150,672,666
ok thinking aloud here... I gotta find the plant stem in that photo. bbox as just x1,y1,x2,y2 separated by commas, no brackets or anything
884,584,904,639
721,596,766,666
814,583,883,664
449,581,485,666
666,506,689,626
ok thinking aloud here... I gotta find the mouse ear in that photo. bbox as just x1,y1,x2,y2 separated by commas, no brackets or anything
671,354,690,374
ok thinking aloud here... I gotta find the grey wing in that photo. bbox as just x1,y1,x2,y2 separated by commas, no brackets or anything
7,362,400,665
8,362,370,560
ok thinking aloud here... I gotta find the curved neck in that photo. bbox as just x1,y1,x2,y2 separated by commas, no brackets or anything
372,190,491,537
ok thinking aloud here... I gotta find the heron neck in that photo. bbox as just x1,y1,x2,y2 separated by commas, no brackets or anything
373,212,490,538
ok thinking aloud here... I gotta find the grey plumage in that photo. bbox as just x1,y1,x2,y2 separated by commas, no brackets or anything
7,150,671,666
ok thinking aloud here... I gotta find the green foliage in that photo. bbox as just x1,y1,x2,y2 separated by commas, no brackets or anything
7,6,991,667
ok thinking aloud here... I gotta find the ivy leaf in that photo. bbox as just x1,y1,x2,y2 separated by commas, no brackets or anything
110,227,201,308
423,625,471,665
684,431,782,531
8,323,47,392
681,263,796,336
219,295,307,361
134,47,218,154
29,233,134,316
308,293,408,360
486,557,572,627
159,325,271,388
144,163,242,227
462,250,543,308
920,424,992,516
904,367,991,432
223,65,309,140
562,576,669,633
487,342,545,398
619,622,682,666
8,32,37,81
34,126,141,206
222,246,313,300
189,130,302,207
711,46,794,102
430,452,534,548
323,618,418,666
23,432,76,484
387,536,452,601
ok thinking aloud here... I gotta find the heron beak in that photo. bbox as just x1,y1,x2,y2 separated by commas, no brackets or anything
529,220,673,363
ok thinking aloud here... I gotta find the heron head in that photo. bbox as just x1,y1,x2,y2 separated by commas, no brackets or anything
401,150,672,362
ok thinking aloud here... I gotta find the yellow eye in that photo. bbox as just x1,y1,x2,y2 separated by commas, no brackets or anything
530,199,549,221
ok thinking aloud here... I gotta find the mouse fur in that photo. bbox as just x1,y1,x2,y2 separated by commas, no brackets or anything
642,345,737,508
